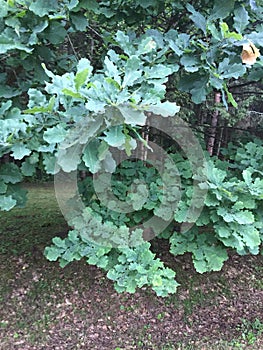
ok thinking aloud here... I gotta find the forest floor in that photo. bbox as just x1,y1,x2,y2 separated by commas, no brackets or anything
0,183,263,350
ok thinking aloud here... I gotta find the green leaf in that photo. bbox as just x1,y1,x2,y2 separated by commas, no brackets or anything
107,269,119,281
97,140,109,161
243,169,253,186
176,33,190,50
217,208,255,225
233,199,256,210
21,161,36,177
0,86,21,98
23,106,49,114
123,133,134,157
43,125,67,144
57,144,82,172
247,31,263,47
139,0,156,9
186,4,207,34
85,99,106,113
43,153,57,174
99,7,115,19
70,13,88,31
59,259,70,268
191,86,208,104
24,96,55,114
11,143,31,160
44,246,62,261
220,22,243,40
122,69,142,87
52,237,67,249
233,211,254,225
6,184,27,208
216,224,231,238
28,20,49,45
45,21,67,44
166,35,184,56
75,68,90,91
122,56,142,88
26,88,47,107
218,59,246,79
128,183,148,210
67,230,79,243
248,0,257,10
224,86,238,108
137,37,157,55
29,0,59,17
174,201,189,223
74,0,98,11
0,100,12,115
196,247,227,273
207,22,221,41
0,0,9,17
75,58,93,91
0,163,22,184
193,259,207,273
104,56,121,85
234,6,249,33
210,0,235,20
62,89,83,99
144,64,173,79
152,275,163,287
154,206,173,221
180,55,200,72
179,73,209,104
82,140,101,173
115,31,134,56
210,75,223,90
103,126,126,147
0,195,16,211
0,34,33,54
243,228,260,250
102,152,116,173
0,180,7,194
117,105,146,126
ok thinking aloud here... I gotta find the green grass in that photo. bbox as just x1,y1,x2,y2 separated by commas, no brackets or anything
237,318,263,345
0,183,67,256
253,266,263,290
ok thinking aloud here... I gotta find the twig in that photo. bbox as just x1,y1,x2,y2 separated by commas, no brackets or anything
66,34,79,60
87,25,103,39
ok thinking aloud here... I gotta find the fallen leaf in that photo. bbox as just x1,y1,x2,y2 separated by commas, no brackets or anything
241,40,260,65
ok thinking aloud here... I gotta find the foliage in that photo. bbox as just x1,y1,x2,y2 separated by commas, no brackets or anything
45,138,263,292
45,229,178,297
0,0,263,296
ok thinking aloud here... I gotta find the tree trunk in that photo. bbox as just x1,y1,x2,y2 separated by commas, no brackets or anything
207,91,221,156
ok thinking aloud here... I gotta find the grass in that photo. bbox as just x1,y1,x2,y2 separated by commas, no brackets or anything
238,318,263,345
0,183,67,256
0,183,263,350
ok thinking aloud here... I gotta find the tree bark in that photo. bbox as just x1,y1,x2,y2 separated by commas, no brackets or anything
207,91,221,156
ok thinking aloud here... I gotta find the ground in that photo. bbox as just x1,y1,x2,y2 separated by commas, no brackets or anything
0,183,263,350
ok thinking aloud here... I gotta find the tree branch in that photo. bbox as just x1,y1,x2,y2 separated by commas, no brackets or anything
229,81,262,90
